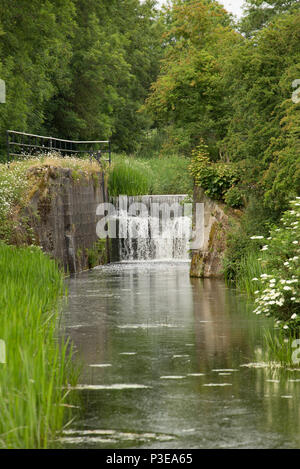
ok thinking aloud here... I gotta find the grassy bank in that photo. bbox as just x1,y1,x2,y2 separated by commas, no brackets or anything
0,243,76,448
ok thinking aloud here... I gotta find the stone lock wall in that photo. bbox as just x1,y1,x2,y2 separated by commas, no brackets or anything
190,186,232,278
26,166,108,273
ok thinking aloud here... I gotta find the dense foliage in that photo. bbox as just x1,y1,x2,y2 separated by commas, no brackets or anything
145,0,300,210
144,0,237,158
0,0,162,157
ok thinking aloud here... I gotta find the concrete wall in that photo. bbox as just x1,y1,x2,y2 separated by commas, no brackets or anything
26,166,107,273
190,186,231,278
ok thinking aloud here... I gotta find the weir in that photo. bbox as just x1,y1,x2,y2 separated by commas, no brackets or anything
111,195,191,262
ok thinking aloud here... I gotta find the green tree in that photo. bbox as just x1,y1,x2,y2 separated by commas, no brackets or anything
239,0,300,36
0,0,75,150
0,0,162,156
48,0,162,149
144,0,239,157
220,11,300,207
47,0,130,141
111,0,163,152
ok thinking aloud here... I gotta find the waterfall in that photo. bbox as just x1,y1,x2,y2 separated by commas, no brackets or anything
111,195,191,261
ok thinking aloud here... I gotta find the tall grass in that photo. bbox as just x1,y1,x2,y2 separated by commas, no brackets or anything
264,329,300,367
108,155,152,196
108,153,193,196
147,155,192,195
0,243,76,448
236,250,266,296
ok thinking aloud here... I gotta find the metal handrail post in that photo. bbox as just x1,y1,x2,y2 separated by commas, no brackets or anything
6,130,10,163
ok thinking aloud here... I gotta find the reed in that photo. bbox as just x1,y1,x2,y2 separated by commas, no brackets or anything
263,329,299,367
0,243,76,448
108,153,193,196
108,155,151,196
236,250,265,296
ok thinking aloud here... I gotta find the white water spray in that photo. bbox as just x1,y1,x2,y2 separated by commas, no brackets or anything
113,195,191,261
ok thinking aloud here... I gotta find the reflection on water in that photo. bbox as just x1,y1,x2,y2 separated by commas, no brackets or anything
60,262,300,449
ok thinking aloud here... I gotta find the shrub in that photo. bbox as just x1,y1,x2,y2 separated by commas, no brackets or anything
251,198,300,332
224,186,243,208
188,141,239,201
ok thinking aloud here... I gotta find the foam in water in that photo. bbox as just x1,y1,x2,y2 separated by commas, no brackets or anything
73,384,150,390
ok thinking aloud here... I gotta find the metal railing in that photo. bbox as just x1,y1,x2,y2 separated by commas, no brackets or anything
6,130,111,164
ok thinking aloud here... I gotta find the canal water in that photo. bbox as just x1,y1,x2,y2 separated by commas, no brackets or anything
61,261,300,449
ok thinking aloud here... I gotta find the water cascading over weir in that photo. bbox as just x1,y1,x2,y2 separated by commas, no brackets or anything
110,195,192,262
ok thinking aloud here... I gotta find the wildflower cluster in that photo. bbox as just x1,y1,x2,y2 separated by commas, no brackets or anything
251,199,300,332
0,163,29,220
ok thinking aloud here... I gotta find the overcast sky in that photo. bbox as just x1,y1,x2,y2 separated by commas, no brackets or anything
156,0,246,19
